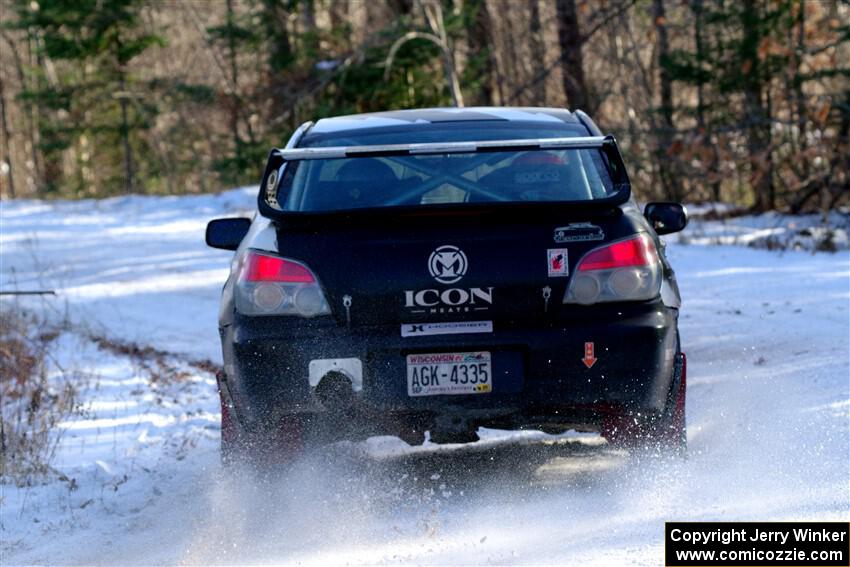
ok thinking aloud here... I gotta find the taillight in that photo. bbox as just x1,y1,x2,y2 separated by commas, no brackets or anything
235,250,330,317
243,252,315,283
563,234,661,305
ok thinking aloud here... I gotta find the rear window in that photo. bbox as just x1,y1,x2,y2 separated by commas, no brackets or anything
276,124,616,212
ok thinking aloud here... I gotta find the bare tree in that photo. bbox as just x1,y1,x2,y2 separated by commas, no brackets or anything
741,0,775,211
528,0,547,106
556,0,589,110
652,0,682,201
466,0,496,105
691,0,721,201
384,0,465,106
0,45,15,198
116,63,135,194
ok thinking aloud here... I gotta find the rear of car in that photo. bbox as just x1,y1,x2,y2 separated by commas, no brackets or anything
206,108,688,461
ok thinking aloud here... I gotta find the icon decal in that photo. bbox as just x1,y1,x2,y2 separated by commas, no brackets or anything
403,287,493,314
428,245,468,284
265,168,280,207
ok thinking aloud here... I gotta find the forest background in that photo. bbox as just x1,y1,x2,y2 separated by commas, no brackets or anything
0,0,847,213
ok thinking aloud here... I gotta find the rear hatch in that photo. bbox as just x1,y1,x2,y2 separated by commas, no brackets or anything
273,209,636,329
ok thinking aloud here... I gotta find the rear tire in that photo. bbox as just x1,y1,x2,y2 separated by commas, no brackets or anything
218,372,306,468
662,352,688,456
222,413,306,469
648,352,687,457
603,352,687,457
220,391,239,467
218,371,241,467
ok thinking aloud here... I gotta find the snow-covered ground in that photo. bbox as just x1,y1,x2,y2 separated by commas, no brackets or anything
681,202,850,252
1,190,848,566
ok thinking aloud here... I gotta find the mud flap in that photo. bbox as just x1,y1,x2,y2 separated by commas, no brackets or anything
602,352,687,456
216,371,240,465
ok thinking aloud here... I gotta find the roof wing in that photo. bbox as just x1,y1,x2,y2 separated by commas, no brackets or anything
258,134,631,219
272,135,611,161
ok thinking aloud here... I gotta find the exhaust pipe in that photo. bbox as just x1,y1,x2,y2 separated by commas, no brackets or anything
314,371,355,411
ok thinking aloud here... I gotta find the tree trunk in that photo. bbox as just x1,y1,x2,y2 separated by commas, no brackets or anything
300,0,319,56
389,0,414,15
226,0,241,164
790,0,820,216
451,0,470,86
499,2,521,103
26,29,46,194
529,0,547,106
555,0,589,111
0,47,16,198
467,0,496,105
118,69,135,194
692,0,722,201
261,0,294,118
793,0,807,174
423,0,464,107
741,0,774,211
652,0,682,201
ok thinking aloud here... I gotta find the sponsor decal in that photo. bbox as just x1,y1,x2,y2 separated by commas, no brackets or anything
554,223,605,243
404,287,493,314
547,248,569,277
515,170,560,184
428,245,468,284
401,320,493,338
265,169,279,207
582,342,597,368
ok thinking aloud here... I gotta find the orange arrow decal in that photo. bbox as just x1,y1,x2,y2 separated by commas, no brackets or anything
583,342,597,369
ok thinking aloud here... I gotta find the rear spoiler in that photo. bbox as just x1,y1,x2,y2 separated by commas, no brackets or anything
272,135,612,161
259,135,630,219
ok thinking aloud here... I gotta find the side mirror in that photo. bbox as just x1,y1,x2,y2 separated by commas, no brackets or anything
205,217,251,250
644,202,688,235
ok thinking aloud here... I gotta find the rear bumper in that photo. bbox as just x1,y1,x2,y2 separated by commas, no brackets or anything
220,301,679,434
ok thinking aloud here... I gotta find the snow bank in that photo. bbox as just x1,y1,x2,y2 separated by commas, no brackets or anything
1,186,257,360
680,203,850,252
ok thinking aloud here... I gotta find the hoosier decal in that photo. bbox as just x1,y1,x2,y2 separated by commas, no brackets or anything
401,320,493,337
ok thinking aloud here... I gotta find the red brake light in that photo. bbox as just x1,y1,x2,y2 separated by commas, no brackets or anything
243,251,315,283
578,234,658,271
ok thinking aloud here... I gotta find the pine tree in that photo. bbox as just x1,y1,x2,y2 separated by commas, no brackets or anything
8,0,163,195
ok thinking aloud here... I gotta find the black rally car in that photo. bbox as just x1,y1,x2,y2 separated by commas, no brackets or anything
206,107,689,461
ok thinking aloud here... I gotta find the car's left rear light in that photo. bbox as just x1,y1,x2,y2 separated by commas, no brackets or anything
563,233,661,305
234,250,331,317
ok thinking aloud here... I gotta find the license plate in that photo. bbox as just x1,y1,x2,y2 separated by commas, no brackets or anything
406,351,492,397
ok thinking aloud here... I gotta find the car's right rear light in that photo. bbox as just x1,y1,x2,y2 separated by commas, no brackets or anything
234,250,331,317
563,233,661,305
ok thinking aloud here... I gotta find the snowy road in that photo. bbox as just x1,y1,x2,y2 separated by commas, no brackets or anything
1,190,848,565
